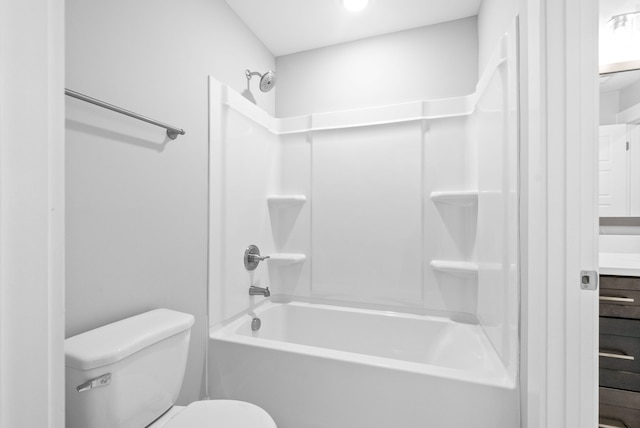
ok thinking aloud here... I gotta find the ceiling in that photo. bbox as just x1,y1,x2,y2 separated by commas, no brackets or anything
599,0,640,70
224,0,482,57
600,0,640,27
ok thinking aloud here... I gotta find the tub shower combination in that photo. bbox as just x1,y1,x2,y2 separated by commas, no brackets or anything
208,26,519,428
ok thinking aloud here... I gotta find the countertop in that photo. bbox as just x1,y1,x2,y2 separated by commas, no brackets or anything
600,252,640,277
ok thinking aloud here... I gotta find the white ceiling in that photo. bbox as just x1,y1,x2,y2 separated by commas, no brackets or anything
599,0,640,47
224,0,482,57
599,1,640,71
600,0,640,27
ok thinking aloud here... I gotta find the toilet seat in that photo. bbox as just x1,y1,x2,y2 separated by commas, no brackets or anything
160,400,277,428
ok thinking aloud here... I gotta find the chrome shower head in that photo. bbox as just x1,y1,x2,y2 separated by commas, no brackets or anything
259,70,277,92
245,69,277,93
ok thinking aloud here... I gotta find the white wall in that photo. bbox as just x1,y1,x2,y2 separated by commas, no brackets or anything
477,0,520,73
276,17,478,117
65,0,275,404
600,84,640,126
600,90,620,125
0,0,65,427
620,79,640,112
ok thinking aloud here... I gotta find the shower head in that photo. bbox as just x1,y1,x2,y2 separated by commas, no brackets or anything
245,69,277,92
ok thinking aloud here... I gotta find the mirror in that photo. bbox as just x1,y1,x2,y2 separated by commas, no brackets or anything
599,0,640,218
599,68,640,217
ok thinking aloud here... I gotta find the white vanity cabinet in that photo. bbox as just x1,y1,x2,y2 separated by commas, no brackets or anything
599,124,640,217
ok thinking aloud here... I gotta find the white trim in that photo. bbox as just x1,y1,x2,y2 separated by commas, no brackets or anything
521,0,599,426
0,0,65,427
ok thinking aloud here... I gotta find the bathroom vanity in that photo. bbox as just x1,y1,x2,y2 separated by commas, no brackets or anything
600,252,640,427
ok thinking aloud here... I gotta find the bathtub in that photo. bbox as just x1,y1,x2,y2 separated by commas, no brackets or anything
208,300,518,428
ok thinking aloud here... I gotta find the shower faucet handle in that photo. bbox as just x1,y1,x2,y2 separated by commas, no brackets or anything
249,253,270,262
244,244,269,270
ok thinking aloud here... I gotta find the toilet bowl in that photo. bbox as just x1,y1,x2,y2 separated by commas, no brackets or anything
151,401,276,428
64,309,276,428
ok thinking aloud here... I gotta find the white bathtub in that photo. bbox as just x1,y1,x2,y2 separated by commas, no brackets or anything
208,300,518,428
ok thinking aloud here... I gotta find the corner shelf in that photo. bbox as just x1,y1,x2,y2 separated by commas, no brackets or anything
267,195,307,207
430,260,478,278
430,190,478,207
267,253,306,266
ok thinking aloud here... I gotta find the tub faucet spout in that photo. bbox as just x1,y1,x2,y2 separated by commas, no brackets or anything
249,285,270,297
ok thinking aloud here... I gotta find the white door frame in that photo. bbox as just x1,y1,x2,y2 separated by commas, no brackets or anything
0,0,65,427
521,0,599,426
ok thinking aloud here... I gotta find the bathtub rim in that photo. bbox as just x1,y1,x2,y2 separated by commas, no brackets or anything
209,298,517,390
211,294,480,329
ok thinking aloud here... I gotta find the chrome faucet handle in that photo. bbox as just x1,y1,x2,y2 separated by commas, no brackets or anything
248,253,270,262
244,245,269,270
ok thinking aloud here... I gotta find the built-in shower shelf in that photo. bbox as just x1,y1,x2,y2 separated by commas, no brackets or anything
430,191,478,207
430,260,478,277
267,253,307,265
267,195,307,207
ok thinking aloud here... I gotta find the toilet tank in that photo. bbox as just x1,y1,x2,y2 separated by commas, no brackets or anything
65,309,195,428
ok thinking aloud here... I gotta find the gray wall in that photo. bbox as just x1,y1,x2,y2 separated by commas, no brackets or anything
275,17,478,117
65,0,275,404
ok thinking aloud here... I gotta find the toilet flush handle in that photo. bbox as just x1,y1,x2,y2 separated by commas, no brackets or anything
76,373,112,392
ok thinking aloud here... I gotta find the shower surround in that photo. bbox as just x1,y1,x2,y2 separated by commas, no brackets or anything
208,24,519,428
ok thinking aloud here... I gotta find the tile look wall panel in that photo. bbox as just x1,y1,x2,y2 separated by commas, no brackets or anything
66,0,275,404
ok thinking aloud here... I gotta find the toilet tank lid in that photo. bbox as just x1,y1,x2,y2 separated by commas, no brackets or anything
65,309,195,371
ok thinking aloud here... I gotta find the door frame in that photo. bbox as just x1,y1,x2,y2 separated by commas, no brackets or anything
520,0,599,426
0,0,65,427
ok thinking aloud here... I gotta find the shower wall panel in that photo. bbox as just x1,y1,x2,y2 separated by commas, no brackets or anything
311,123,424,306
210,18,518,333
475,25,519,373
267,133,312,297
210,86,490,319
209,104,279,326
423,117,478,314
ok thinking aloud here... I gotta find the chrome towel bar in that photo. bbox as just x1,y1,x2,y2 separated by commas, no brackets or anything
65,88,185,140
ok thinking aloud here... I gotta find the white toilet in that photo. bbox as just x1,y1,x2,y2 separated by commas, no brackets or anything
65,309,276,428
